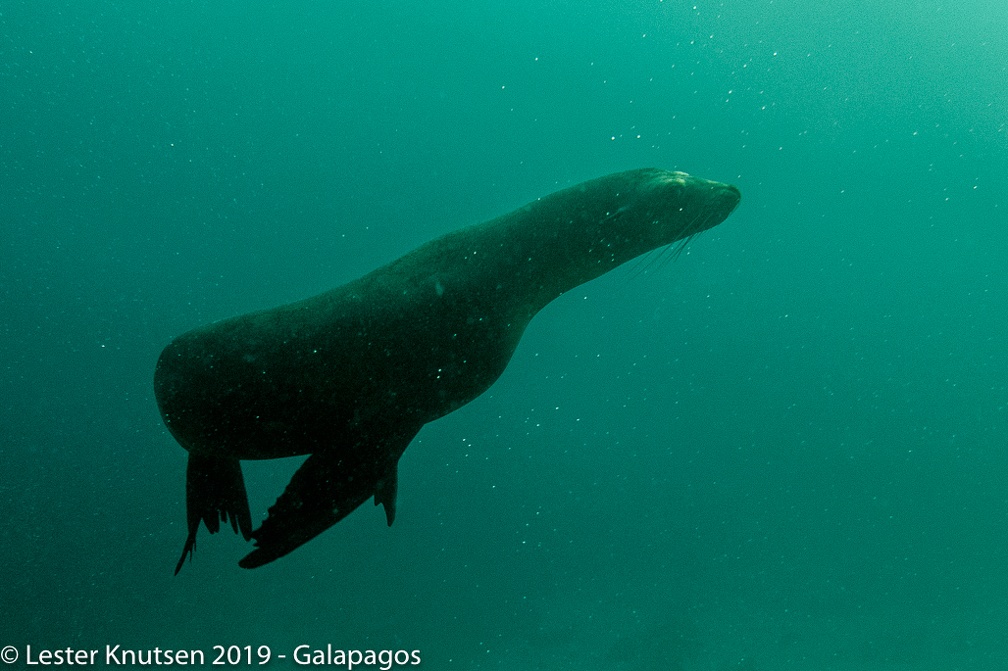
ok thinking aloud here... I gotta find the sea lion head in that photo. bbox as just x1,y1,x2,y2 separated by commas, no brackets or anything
612,168,740,252
552,168,739,275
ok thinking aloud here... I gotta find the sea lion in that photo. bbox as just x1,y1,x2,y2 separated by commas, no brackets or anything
154,168,741,572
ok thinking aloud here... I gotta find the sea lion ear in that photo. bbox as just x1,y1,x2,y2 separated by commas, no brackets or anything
374,462,399,526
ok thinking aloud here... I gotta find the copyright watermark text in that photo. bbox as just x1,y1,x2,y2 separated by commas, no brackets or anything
0,644,421,668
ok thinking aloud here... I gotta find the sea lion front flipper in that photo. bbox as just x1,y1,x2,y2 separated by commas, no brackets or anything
174,454,252,575
238,428,418,569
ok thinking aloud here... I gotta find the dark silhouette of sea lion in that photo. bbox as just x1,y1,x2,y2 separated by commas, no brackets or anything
154,168,741,572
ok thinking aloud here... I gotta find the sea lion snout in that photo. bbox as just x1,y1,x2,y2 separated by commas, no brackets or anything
718,182,742,214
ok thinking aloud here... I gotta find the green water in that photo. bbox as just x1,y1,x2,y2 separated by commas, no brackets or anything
2,1,1007,669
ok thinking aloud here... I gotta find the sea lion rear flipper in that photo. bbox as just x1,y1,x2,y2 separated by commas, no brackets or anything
238,428,417,569
174,454,252,575
374,463,399,526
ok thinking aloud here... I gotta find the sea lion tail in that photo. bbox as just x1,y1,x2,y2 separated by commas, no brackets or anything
174,454,253,575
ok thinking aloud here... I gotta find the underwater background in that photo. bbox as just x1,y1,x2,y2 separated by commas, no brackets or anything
3,0,1007,669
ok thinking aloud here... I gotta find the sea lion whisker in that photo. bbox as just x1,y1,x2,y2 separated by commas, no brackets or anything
624,203,705,276
662,232,701,269
627,246,665,279
628,207,710,279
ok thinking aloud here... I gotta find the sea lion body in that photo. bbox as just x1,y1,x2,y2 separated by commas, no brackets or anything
154,168,740,571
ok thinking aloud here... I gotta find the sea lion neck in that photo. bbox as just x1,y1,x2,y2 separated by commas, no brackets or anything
380,168,740,321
